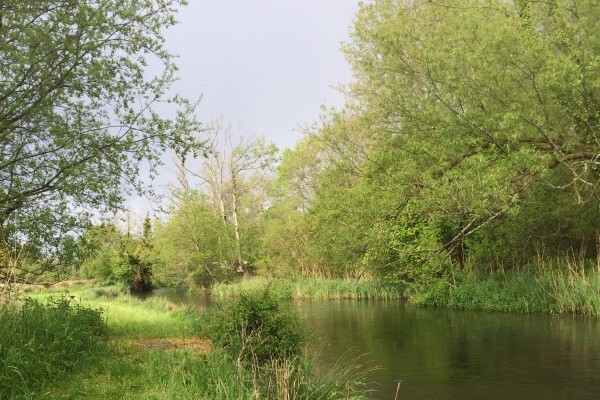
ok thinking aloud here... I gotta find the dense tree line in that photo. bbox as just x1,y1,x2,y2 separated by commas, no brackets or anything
138,0,598,287
4,0,600,290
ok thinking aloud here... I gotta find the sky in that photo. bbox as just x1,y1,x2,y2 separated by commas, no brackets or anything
128,1,362,214
165,1,360,148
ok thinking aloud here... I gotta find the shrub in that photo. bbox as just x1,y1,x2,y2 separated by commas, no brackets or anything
201,290,306,365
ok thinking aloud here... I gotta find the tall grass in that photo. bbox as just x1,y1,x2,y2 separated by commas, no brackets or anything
0,297,107,399
535,254,600,316
40,346,370,400
412,269,550,313
413,253,600,316
16,284,372,399
212,276,405,300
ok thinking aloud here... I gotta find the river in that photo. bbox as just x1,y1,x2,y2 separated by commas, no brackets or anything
148,288,600,399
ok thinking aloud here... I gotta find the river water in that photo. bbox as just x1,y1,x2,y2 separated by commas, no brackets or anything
149,288,600,399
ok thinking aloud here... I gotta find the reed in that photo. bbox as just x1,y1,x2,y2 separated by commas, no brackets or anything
413,253,600,316
535,254,600,316
212,276,405,300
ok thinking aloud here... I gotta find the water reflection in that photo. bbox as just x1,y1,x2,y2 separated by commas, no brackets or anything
146,288,600,400
300,300,600,399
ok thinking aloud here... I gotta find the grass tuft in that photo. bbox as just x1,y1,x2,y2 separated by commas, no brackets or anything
0,296,107,399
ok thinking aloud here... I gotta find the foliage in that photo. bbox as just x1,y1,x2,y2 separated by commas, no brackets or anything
334,0,600,278
0,0,199,282
152,190,236,287
0,297,107,398
260,129,372,278
80,223,124,280
466,173,600,268
80,220,153,293
201,290,306,365
68,0,600,300
181,117,279,274
255,0,600,282
258,200,315,276
257,137,322,277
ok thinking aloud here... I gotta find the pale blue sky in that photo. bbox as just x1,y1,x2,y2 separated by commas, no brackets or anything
165,0,360,149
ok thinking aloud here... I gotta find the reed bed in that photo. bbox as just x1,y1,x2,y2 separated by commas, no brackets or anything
535,255,600,316
212,277,405,300
414,254,600,316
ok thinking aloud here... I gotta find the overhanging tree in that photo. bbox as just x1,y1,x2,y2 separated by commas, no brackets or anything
0,0,199,283
329,0,600,279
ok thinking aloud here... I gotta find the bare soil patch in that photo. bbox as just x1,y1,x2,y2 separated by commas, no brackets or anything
128,338,212,353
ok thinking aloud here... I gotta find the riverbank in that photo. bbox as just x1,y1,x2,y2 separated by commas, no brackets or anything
5,264,600,398
212,277,404,300
212,260,600,317
1,284,370,399
413,260,600,316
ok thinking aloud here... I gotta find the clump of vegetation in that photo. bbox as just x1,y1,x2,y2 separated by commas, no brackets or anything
0,297,107,398
80,215,154,294
200,290,370,399
412,269,550,313
202,290,306,365
411,254,600,316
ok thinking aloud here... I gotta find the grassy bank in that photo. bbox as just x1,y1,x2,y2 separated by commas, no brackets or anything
413,257,600,316
212,277,404,300
211,257,600,317
2,284,370,399
0,296,107,399
25,284,198,339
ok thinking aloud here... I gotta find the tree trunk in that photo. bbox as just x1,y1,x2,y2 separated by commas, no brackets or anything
231,179,243,273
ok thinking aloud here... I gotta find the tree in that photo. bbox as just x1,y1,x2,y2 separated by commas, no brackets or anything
258,137,326,276
152,190,235,287
124,213,153,293
80,214,153,293
330,0,600,279
183,117,278,273
257,114,380,278
0,0,199,282
80,223,123,280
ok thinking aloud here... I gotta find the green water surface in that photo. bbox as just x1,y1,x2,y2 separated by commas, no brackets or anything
150,289,600,399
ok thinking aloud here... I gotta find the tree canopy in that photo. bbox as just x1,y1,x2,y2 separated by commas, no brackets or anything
254,0,600,282
0,0,198,281
25,0,600,288
330,0,600,278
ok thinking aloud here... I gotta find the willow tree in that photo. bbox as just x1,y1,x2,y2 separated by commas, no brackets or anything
0,0,199,283
334,0,600,280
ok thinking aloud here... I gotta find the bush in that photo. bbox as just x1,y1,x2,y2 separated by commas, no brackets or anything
199,291,372,399
201,290,306,365
0,297,107,398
